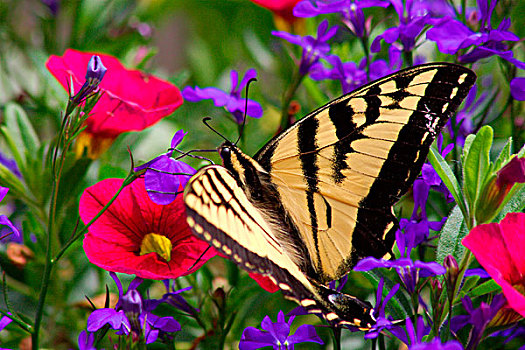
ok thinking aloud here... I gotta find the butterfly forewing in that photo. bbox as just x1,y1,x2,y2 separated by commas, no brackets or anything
255,63,476,283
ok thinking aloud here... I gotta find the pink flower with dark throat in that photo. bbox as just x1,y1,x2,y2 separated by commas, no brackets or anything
79,178,215,279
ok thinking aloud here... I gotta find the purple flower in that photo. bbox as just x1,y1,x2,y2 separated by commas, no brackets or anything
0,313,12,332
310,55,368,93
145,280,196,315
77,330,98,350
239,310,323,350
183,69,263,124
273,19,338,75
389,316,430,347
451,294,506,350
371,0,452,54
0,187,21,242
134,130,196,205
426,0,525,68
410,338,463,350
511,77,525,101
491,322,525,345
0,152,21,178
365,278,400,339
354,230,446,294
294,0,390,37
86,272,181,344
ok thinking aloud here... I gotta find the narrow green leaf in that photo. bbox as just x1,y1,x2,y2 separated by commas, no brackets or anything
470,279,502,297
428,148,469,224
462,134,476,161
463,125,493,213
437,206,469,265
4,102,40,155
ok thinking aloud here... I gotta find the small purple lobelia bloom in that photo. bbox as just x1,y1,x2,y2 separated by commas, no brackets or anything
354,229,446,294
371,0,453,54
239,310,323,350
426,0,525,68
0,187,21,242
510,77,525,101
273,19,338,75
183,69,263,124
399,177,448,247
77,330,97,350
450,294,506,350
365,278,400,339
310,55,368,93
294,0,390,37
388,316,430,347
145,280,196,316
86,272,180,344
134,130,196,205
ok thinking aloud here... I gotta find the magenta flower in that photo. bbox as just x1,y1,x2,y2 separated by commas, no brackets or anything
463,212,525,317
135,130,196,205
183,69,263,124
80,177,215,279
239,310,323,350
294,0,390,37
273,19,338,74
46,49,184,139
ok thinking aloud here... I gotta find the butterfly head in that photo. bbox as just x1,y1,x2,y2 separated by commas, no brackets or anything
321,288,376,330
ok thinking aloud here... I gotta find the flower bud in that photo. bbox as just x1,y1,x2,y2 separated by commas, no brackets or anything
444,255,459,300
6,243,34,268
70,55,107,108
476,156,525,224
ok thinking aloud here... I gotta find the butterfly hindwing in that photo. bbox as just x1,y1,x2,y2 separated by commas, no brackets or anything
184,164,376,328
255,63,476,283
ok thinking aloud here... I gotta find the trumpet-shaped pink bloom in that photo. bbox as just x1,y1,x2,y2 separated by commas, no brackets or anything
80,177,215,279
46,49,183,138
463,212,525,317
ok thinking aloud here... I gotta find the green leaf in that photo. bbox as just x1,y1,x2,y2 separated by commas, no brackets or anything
470,279,501,298
437,206,469,265
428,147,469,225
4,102,40,156
462,134,476,161
495,184,525,221
492,138,512,173
463,125,493,213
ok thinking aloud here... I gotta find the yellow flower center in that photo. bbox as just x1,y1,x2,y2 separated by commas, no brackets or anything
140,233,172,262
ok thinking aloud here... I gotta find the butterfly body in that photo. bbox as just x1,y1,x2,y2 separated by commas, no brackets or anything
184,63,476,328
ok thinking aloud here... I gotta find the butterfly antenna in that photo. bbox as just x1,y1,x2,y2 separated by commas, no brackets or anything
234,77,257,146
203,117,229,143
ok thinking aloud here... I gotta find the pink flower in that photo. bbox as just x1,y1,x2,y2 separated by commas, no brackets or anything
80,178,215,280
463,212,525,317
46,49,183,157
250,0,301,21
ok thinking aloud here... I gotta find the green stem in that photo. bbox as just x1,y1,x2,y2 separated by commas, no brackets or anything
53,172,138,263
331,326,341,350
280,70,306,130
360,36,371,81
403,50,413,67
